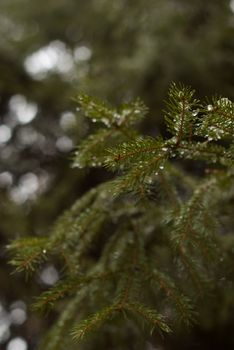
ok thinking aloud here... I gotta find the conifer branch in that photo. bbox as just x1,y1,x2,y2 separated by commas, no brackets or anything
124,302,172,334
33,271,115,312
71,304,118,341
38,292,85,350
8,237,49,274
145,268,195,325
164,83,199,144
8,83,234,346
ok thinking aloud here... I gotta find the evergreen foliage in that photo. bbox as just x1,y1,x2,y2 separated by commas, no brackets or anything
8,83,234,349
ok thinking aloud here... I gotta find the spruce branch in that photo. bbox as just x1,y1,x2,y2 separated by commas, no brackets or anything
124,302,172,334
72,128,115,169
74,93,147,128
33,271,116,313
196,97,234,141
71,304,118,341
8,83,234,347
145,268,196,325
105,136,164,171
38,292,85,350
8,237,49,275
164,83,199,145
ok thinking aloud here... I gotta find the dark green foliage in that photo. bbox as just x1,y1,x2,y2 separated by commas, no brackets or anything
72,96,147,170
8,237,48,275
8,83,234,349
164,83,199,144
196,97,234,141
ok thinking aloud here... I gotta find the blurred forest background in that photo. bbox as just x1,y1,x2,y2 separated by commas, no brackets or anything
0,1,234,349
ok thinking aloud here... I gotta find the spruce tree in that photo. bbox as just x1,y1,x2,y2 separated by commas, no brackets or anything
8,83,234,349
